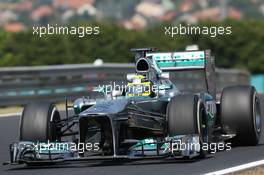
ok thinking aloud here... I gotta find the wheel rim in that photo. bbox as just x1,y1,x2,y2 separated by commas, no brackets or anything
197,100,201,136
254,97,261,134
197,100,207,143
50,107,61,141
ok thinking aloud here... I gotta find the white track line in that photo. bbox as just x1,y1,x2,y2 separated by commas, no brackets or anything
0,112,21,118
205,159,264,175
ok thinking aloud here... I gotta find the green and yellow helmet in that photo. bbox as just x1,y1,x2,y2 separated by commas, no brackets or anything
126,75,153,97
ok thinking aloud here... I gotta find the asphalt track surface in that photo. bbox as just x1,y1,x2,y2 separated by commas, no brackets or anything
1,105,264,175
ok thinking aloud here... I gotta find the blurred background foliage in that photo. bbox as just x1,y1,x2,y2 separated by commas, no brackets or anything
0,19,263,73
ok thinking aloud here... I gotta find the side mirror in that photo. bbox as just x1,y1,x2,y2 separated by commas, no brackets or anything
112,89,123,97
159,72,170,79
126,73,136,82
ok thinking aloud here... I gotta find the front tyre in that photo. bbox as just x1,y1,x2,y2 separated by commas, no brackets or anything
20,101,61,142
166,94,207,157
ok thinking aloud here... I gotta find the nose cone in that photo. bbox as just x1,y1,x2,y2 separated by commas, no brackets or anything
79,99,129,116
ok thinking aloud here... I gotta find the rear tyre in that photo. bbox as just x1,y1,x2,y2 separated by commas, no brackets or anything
221,85,262,146
20,101,61,142
166,94,207,157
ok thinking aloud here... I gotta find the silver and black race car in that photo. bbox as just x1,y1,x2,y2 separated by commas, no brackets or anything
4,48,262,166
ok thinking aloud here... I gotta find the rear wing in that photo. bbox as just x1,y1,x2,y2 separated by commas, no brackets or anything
131,48,216,99
146,51,205,71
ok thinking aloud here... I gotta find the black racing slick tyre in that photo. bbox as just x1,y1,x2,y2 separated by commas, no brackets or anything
20,101,61,142
167,94,205,136
166,94,207,157
221,85,262,146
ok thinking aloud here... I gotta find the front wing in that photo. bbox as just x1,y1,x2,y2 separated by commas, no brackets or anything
4,134,201,166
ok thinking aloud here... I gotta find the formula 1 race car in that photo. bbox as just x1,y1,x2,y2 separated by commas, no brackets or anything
4,48,262,166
